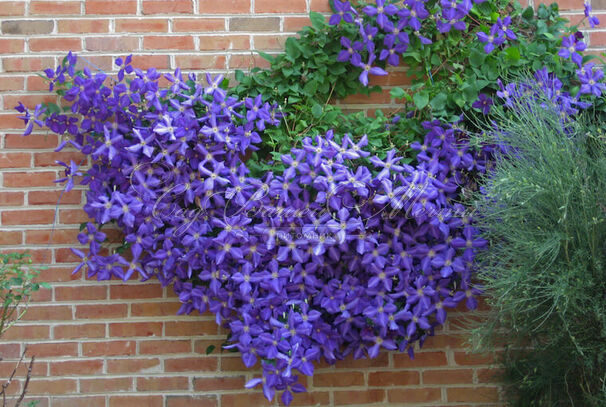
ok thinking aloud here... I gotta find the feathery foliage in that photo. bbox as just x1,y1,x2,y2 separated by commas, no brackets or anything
471,94,606,406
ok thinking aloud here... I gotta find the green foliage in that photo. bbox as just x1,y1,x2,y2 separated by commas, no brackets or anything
231,12,420,174
471,95,606,406
0,253,48,337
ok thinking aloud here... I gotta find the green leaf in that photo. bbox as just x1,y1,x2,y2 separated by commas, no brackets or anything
285,38,301,59
390,87,407,99
206,345,216,355
470,48,487,67
522,6,534,20
302,80,318,95
256,51,275,63
311,103,323,118
309,12,325,29
413,91,429,110
430,93,448,111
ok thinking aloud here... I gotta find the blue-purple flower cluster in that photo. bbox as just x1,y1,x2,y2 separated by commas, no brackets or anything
330,0,486,85
17,53,488,404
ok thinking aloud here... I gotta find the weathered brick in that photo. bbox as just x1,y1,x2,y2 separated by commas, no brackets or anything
107,358,161,374
109,396,162,407
82,341,135,357
229,17,280,32
109,322,162,338
1,20,54,35
334,389,385,405
80,377,133,392
0,39,25,53
29,37,82,52
199,35,250,51
53,324,106,340
174,55,225,69
85,37,139,52
50,360,103,376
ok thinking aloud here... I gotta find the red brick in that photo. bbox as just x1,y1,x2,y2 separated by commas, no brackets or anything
26,75,50,91
116,19,168,32
0,325,50,341
0,192,24,206
109,396,162,407
20,305,72,321
3,57,55,73
57,19,109,33
166,396,217,407
423,369,474,384
220,393,272,407
0,248,51,264
28,190,82,206
110,322,162,338
0,113,23,129
229,54,270,69
284,17,311,32
173,18,225,32
164,320,218,336
388,388,442,403
131,301,181,316
310,0,332,12
0,343,21,359
369,70,414,86
80,377,133,392
55,285,107,301
0,153,30,168
199,35,250,51
341,89,392,105
254,0,306,12
0,39,25,53
33,151,84,167
142,0,192,14
393,351,448,368
53,323,106,339
368,371,420,386
0,359,46,378
136,376,189,391
3,171,56,188
174,55,225,69
38,266,80,283
453,351,496,366
85,37,139,52
0,230,22,245
50,360,103,376
128,54,171,69
52,397,104,407
447,386,500,403
313,372,364,387
28,379,77,395
82,341,135,357
29,38,82,52
164,357,218,372
4,133,58,149
198,0,250,13
0,76,24,91
107,358,161,374
334,389,385,405
59,209,93,224
143,36,194,50
3,94,57,110
110,284,162,299
27,342,78,358
30,1,81,15
86,0,137,14
54,247,81,263
193,376,245,391
477,367,503,383
289,392,331,406
76,304,127,319
253,35,287,50
0,2,26,15
139,339,191,355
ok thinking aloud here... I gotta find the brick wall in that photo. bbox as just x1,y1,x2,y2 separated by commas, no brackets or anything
0,1,600,406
